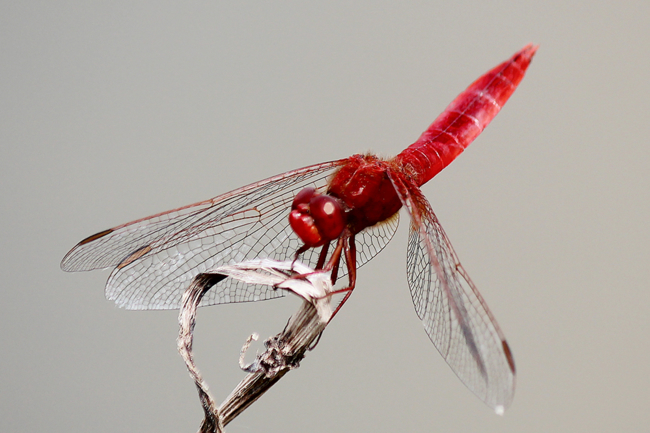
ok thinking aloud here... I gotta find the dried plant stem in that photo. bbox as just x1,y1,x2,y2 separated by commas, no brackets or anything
178,274,225,433
177,265,331,433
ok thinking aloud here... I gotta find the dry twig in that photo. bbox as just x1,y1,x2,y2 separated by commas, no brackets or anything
177,260,334,433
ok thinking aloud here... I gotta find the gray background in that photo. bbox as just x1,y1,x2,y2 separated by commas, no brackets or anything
2,1,649,432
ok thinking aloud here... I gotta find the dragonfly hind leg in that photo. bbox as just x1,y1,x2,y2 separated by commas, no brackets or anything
288,231,358,321
286,228,359,324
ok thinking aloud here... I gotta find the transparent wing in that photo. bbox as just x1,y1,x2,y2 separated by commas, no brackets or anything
387,171,515,412
62,160,399,310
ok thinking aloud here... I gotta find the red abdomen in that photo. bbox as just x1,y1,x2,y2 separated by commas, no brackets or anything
395,44,537,186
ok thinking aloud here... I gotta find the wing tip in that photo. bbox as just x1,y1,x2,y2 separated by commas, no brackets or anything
61,228,115,272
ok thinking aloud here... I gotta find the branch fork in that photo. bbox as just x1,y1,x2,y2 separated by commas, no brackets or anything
177,259,335,433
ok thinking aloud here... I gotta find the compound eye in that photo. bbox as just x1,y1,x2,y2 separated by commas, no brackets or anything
289,188,346,247
310,195,346,240
292,187,317,209
288,209,322,247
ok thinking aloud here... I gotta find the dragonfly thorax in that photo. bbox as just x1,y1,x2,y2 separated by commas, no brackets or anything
327,154,404,234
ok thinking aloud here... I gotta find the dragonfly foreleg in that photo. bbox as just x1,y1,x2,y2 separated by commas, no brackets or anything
315,241,330,270
322,233,357,321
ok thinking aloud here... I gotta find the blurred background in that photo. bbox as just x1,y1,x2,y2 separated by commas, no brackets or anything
2,1,649,432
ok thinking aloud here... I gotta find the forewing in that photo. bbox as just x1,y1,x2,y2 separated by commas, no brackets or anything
62,159,400,310
387,171,515,412
62,161,341,309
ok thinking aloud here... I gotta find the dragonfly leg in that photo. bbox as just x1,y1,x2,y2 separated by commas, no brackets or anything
325,233,357,321
292,241,330,274
322,235,345,284
286,232,357,322
292,243,311,269
314,241,330,270
285,241,332,285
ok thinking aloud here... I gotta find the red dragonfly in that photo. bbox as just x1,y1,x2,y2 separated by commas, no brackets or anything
62,45,537,413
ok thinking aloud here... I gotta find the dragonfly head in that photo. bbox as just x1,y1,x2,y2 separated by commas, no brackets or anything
289,187,346,247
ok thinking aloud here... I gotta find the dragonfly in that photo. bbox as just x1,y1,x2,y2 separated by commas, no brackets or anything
62,45,537,414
